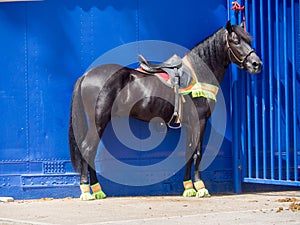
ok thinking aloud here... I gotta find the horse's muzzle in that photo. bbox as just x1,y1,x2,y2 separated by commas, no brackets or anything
244,52,263,74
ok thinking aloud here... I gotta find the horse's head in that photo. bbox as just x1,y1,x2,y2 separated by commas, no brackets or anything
225,21,262,74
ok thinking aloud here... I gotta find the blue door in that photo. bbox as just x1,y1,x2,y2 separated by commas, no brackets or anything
232,0,300,191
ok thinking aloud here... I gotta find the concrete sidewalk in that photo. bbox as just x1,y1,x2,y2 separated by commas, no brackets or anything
0,191,299,225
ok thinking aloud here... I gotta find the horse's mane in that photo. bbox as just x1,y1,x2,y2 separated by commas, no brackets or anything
187,24,253,86
188,27,229,86
192,27,225,50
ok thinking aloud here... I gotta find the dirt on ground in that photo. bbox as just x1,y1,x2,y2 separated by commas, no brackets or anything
276,197,300,212
0,191,299,225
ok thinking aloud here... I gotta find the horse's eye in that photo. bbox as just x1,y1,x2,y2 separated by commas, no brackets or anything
232,37,240,45
230,33,240,45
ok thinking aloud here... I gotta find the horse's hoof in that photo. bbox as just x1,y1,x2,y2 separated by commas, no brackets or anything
196,188,210,198
80,193,95,201
92,190,106,199
182,188,197,197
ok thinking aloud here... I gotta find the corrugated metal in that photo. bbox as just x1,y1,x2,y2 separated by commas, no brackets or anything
236,0,300,187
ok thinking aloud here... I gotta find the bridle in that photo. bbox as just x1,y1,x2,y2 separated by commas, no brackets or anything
225,32,256,69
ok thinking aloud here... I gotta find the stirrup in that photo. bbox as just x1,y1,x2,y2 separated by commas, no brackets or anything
168,112,182,129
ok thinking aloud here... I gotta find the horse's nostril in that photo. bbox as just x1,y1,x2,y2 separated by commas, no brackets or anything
252,61,262,69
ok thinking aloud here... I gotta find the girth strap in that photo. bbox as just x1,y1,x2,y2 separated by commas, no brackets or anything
138,55,184,129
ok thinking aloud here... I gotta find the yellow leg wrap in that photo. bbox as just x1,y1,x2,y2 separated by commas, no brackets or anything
182,180,196,197
194,180,205,191
194,180,210,198
183,180,193,190
91,183,101,193
79,184,94,201
80,184,90,193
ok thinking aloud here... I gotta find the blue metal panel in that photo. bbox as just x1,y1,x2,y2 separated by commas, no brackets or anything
238,0,300,188
0,5,28,162
0,0,234,199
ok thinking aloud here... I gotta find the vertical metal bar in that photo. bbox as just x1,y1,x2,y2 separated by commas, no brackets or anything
291,0,298,181
230,0,242,194
251,0,259,179
268,0,275,180
275,0,282,180
260,0,267,179
238,0,246,177
241,75,246,179
245,0,253,180
240,0,247,181
283,0,290,180
247,77,252,178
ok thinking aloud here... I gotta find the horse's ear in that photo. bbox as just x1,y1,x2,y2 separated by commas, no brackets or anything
226,20,232,33
240,22,245,30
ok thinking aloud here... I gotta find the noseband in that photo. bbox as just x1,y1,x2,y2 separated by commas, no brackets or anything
225,32,255,69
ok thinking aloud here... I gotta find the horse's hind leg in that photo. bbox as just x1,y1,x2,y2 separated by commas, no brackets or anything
79,127,106,200
79,160,106,200
79,159,93,200
89,164,106,199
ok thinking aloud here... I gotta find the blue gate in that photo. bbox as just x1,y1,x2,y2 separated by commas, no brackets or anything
232,0,300,192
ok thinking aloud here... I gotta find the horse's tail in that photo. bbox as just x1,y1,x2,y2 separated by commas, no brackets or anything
68,75,87,173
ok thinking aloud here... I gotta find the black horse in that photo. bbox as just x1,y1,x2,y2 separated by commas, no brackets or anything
69,21,262,200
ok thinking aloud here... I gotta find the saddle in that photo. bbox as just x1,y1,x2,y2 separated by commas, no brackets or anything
138,54,182,73
138,54,192,89
138,54,193,129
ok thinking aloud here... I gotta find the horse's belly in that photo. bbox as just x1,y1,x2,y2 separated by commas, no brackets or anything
129,96,174,123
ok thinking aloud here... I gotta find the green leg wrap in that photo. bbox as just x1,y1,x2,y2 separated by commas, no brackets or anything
195,188,210,198
182,180,196,197
183,188,197,197
91,183,106,199
92,190,106,199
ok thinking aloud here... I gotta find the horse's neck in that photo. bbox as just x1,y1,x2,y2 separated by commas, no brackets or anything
186,28,230,86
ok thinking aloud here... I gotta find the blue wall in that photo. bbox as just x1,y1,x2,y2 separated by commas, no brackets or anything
0,0,233,199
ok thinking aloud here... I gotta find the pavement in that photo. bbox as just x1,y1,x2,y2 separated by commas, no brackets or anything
0,191,299,225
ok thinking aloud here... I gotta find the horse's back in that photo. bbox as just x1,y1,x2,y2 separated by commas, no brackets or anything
81,64,124,93
77,63,176,123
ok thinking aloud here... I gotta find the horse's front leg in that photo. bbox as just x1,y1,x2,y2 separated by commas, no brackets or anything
183,156,197,197
193,141,210,198
182,120,210,198
182,127,197,197
193,118,210,198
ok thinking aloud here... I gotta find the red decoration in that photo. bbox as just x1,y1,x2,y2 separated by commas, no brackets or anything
231,1,245,11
